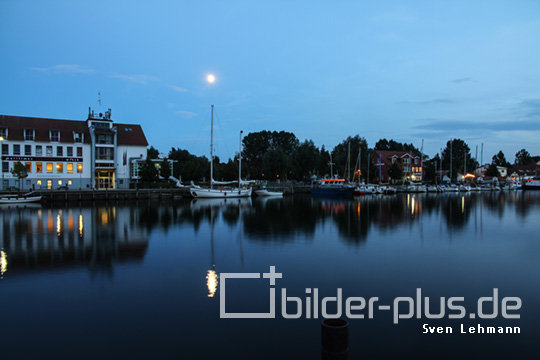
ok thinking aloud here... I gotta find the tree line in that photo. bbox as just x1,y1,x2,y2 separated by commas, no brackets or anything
141,131,538,184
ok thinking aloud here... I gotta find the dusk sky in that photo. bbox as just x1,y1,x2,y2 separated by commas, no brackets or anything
2,0,539,164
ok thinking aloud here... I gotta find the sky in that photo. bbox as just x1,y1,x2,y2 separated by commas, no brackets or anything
1,0,540,164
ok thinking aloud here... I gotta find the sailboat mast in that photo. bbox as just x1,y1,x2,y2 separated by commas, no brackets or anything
238,130,243,189
210,105,214,187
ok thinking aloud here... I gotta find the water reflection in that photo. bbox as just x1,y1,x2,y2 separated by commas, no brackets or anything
1,192,539,279
0,204,148,278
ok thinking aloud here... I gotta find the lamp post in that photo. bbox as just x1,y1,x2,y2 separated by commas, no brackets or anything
0,136,4,191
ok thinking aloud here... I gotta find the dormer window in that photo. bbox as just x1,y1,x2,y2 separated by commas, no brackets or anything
50,130,60,142
24,128,35,141
0,127,8,140
74,132,83,143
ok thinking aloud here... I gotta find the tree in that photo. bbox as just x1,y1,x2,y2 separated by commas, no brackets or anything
147,146,159,159
515,149,533,165
331,135,369,181
139,158,159,183
387,162,403,182
291,140,319,181
261,148,288,180
10,161,28,192
484,163,499,177
159,158,171,180
492,150,510,167
375,138,421,155
441,139,477,179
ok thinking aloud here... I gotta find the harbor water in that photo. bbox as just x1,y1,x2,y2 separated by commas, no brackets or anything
1,191,539,359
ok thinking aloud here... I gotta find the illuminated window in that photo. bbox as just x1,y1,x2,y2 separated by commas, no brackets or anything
68,180,72,186
57,163,63,173
37,180,42,186
67,163,73,173
36,163,42,173
58,180,63,186
77,163,83,173
25,162,31,172
47,163,53,173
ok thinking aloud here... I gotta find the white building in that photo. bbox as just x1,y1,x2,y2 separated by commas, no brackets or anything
0,108,148,190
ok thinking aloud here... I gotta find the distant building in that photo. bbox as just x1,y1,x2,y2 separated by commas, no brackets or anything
0,108,148,190
372,150,422,182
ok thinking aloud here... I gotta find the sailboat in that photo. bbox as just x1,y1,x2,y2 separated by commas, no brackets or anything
190,105,252,198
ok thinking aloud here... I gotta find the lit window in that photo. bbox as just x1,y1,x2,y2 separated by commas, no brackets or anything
57,163,63,173
67,163,73,173
47,163,53,173
25,162,32,172
77,163,83,173
37,180,42,186
58,180,63,186
68,180,72,186
36,163,42,173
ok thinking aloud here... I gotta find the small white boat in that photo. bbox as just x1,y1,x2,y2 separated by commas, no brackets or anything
0,192,43,204
255,189,283,197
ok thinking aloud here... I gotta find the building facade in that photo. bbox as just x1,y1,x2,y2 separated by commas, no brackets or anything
0,108,148,190
372,150,423,182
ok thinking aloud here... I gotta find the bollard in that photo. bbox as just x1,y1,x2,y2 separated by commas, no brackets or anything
321,318,349,360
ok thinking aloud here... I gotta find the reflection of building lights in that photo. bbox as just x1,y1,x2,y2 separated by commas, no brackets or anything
78,214,84,237
101,212,109,225
56,214,62,235
206,270,218,298
462,196,465,214
411,197,416,216
0,250,7,278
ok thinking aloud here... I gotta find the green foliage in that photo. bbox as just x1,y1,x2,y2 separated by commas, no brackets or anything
332,135,369,181
492,150,510,167
159,158,172,179
441,139,477,178
291,140,319,181
10,161,28,191
139,158,159,183
261,148,288,180
484,163,499,177
515,149,533,165
388,162,403,181
147,146,159,159
375,138,421,155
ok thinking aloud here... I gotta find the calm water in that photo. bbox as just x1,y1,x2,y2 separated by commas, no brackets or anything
1,192,539,359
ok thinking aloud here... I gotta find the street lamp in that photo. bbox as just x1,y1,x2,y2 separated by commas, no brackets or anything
0,136,4,191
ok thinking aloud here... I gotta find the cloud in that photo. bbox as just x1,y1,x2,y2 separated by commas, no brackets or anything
175,110,198,118
170,85,188,92
31,64,95,74
451,77,473,84
110,73,159,85
415,119,540,132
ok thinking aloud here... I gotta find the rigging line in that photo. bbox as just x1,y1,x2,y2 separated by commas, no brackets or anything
212,107,233,161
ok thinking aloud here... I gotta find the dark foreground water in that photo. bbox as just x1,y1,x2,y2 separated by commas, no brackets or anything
1,192,539,359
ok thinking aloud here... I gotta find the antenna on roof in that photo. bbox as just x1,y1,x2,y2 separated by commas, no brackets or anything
98,92,102,112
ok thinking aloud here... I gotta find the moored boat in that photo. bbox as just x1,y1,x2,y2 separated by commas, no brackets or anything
311,179,354,197
0,192,43,204
254,188,283,197
522,178,540,190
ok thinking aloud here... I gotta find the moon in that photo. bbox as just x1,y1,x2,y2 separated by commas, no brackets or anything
207,74,216,83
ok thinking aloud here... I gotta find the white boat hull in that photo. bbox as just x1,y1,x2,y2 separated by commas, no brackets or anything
191,187,252,198
255,189,283,197
0,195,42,204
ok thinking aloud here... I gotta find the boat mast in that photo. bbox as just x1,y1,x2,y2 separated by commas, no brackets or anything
238,130,243,189
210,105,214,188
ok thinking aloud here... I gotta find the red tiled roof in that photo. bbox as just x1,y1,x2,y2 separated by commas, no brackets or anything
0,115,148,147
115,123,148,146
0,115,91,144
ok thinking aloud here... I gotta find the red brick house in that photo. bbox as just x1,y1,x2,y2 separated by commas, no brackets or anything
372,150,422,182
